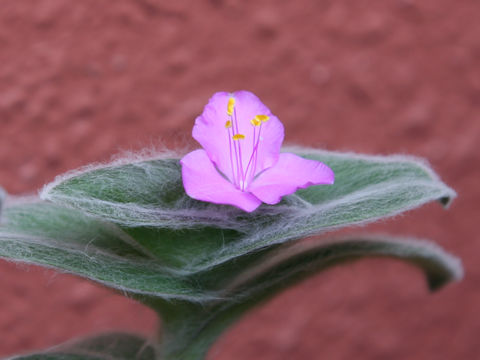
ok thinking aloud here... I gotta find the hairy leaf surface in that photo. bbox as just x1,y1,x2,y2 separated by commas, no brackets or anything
39,149,455,272
0,149,461,360
147,235,463,360
0,202,214,301
10,332,157,360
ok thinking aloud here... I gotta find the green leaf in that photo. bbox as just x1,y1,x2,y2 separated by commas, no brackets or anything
0,149,460,359
0,201,461,359
150,235,463,360
41,149,455,228
0,149,457,301
228,234,463,295
10,332,158,360
40,149,456,272
0,202,215,301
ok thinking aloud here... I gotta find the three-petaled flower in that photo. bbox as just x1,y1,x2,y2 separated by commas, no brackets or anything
181,91,334,212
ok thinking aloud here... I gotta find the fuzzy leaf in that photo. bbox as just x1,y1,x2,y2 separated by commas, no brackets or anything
0,202,215,301
0,196,461,358
39,149,456,272
10,332,157,360
151,235,463,360
227,235,463,295
41,149,455,229
0,149,457,302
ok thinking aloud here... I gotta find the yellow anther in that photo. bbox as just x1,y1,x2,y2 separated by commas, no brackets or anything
255,115,270,122
250,118,261,126
232,134,245,140
227,97,235,116
225,120,232,128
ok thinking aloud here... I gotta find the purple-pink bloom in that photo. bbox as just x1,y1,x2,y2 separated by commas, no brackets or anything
181,91,334,212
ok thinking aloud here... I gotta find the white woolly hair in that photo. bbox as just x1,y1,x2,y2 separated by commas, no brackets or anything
35,146,456,271
0,146,460,304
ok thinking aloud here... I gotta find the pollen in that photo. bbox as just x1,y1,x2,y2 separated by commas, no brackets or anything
227,97,235,116
232,134,245,140
255,115,270,122
225,120,232,128
250,118,261,126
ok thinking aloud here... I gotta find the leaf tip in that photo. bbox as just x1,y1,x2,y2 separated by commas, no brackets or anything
427,253,464,292
438,190,456,209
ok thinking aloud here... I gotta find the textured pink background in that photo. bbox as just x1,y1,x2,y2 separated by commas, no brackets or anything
0,0,479,359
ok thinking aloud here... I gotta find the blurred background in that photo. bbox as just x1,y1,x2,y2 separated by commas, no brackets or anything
0,0,479,359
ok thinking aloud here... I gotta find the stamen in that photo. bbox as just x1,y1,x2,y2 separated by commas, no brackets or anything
250,118,261,126
233,108,246,190
255,115,270,122
225,101,265,191
226,122,236,184
252,121,264,176
244,127,256,180
233,134,245,140
244,115,270,183
227,97,235,116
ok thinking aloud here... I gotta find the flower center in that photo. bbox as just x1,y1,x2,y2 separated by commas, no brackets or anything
224,96,269,191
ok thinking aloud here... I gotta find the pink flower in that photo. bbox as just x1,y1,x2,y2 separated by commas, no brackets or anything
181,91,334,212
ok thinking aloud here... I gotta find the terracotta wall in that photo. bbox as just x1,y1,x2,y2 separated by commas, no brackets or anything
1,0,479,358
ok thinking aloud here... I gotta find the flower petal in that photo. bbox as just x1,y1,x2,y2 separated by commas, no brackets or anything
180,149,262,212
192,91,284,183
249,153,334,204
